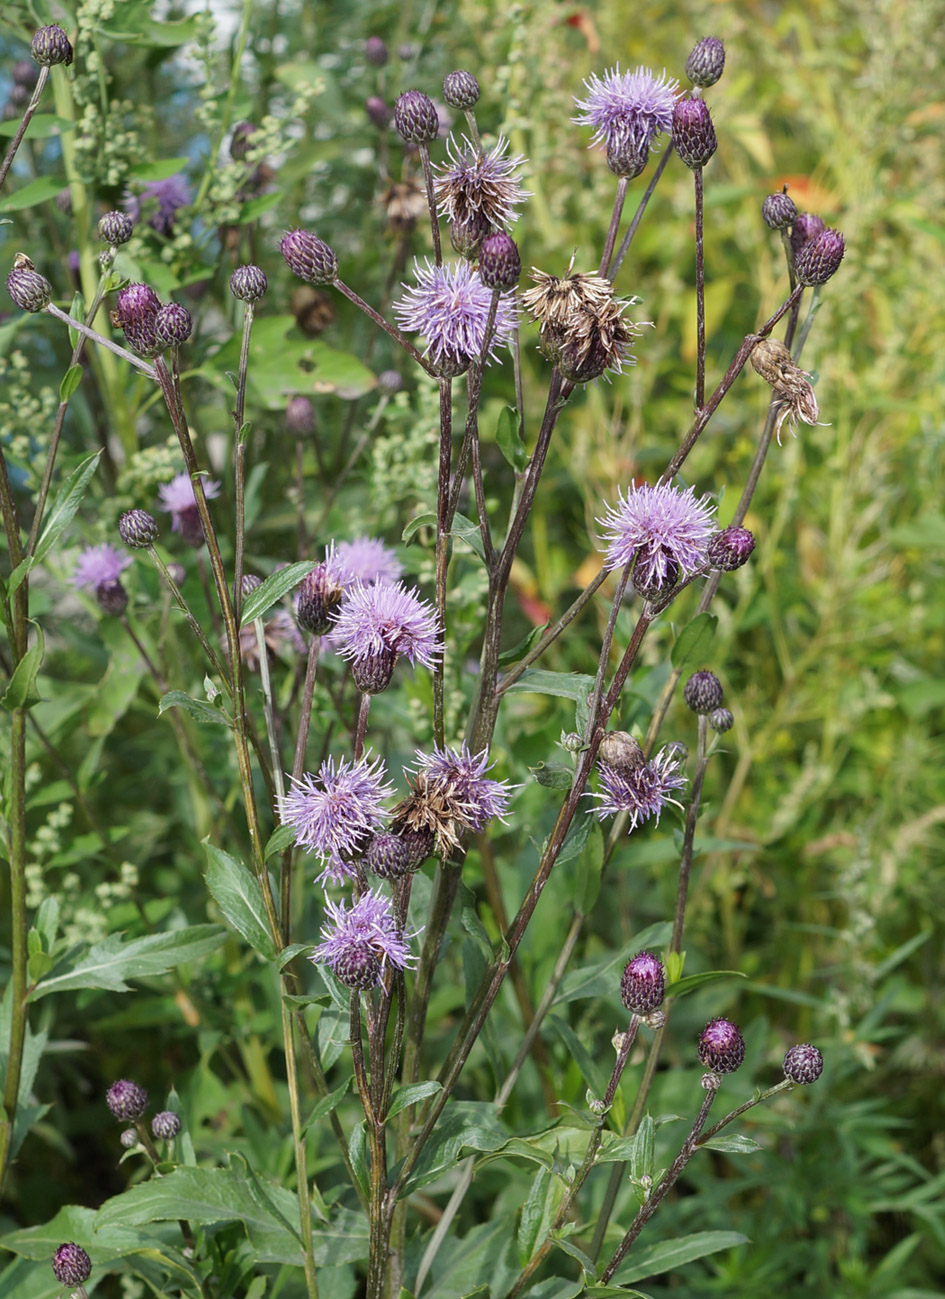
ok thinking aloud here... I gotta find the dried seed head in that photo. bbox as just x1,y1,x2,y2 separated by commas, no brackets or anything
230,264,268,302
620,950,666,1014
672,96,717,169
794,227,845,286
783,1043,824,1085
707,525,755,572
6,254,52,312
52,1243,91,1286
442,70,480,109
155,302,192,347
382,179,427,233
598,730,645,771
279,229,337,285
762,187,797,231
750,337,826,442
683,669,723,714
686,36,725,87
698,1017,745,1074
394,89,440,144
31,24,73,67
151,1110,182,1139
98,210,134,245
291,284,336,335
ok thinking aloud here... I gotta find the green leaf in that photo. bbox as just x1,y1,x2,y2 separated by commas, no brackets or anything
403,511,436,546
451,512,487,563
518,1165,563,1267
30,452,102,570
701,1134,761,1154
575,821,604,915
158,690,234,727
0,175,67,213
670,612,718,671
530,761,574,789
667,969,748,998
1,624,45,711
387,1081,442,1119
203,842,278,961
584,1287,653,1298
30,924,227,999
400,1102,509,1195
495,404,527,471
631,1116,655,1182
547,1015,608,1097
58,363,83,404
127,156,191,180
205,315,376,405
241,560,316,624
301,1077,352,1134
0,114,73,140
506,668,595,706
609,1229,749,1284
266,823,297,857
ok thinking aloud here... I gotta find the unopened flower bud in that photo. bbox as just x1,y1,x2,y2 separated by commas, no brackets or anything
52,1243,91,1286
365,36,388,67
351,644,397,694
366,96,392,129
698,1017,745,1074
151,1110,182,1139
280,229,337,285
296,568,345,635
762,188,796,231
793,227,845,286
230,264,268,302
240,573,262,597
632,557,679,602
393,89,439,144
286,395,315,435
783,1043,824,1085
6,254,51,312
450,212,491,260
606,122,649,179
620,950,666,1014
98,210,134,245
155,302,192,347
96,579,128,615
119,1127,139,1149
598,730,644,771
167,561,187,586
229,120,257,160
106,1078,148,1121
479,231,521,290
789,212,825,259
672,97,717,169
709,706,734,733
397,825,436,869
707,526,755,571
364,832,411,879
442,70,480,109
686,36,725,87
31,25,73,67
683,669,723,714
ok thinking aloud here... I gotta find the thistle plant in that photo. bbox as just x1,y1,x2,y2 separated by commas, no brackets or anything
0,14,867,1299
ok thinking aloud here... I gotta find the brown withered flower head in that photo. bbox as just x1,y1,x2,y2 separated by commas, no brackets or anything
521,258,645,382
382,179,428,234
391,772,466,857
750,337,828,443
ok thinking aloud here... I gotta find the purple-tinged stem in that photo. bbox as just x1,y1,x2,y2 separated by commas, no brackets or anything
44,302,158,379
599,176,629,277
694,167,706,409
232,300,256,627
0,67,50,193
433,377,453,748
608,144,675,282
417,142,442,265
333,279,434,374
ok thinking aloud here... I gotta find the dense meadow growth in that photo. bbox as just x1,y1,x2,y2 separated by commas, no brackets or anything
1,2,944,1297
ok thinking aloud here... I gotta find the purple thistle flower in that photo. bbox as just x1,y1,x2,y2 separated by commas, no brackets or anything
335,537,403,587
331,580,440,672
311,889,418,990
573,65,680,153
413,742,512,832
52,1243,91,1286
591,746,687,831
598,481,716,588
123,173,191,237
281,752,394,885
73,544,131,589
434,134,531,231
393,258,516,373
158,472,221,547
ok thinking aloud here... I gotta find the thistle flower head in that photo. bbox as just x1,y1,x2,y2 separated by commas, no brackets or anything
335,537,403,586
591,745,687,831
672,96,718,170
710,706,734,733
363,832,412,880
434,134,530,231
573,65,680,153
151,1110,182,1139
598,730,645,771
296,543,353,635
113,281,164,356
73,544,132,589
762,188,797,231
31,25,73,67
393,258,516,373
230,264,268,302
286,395,315,435
686,36,726,87
789,212,825,259
365,36,388,67
522,263,644,381
6,254,52,312
331,580,440,689
707,526,755,572
383,179,427,233
783,1043,824,1085
393,89,440,144
794,227,845,286
442,70,480,109
119,509,159,549
280,228,338,285
123,174,191,237
154,302,192,347
98,210,134,246
683,669,724,714
281,752,394,885
479,231,522,291
698,1017,746,1075
750,337,829,443
598,481,716,587
621,951,666,1014
311,889,417,990
52,1243,91,1286
412,743,512,831
158,472,221,547
605,120,649,178
106,1078,148,1121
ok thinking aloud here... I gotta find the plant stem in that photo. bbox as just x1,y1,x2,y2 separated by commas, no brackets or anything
0,66,50,193
671,714,708,954
694,166,706,409
146,545,233,692
416,142,442,266
44,303,158,379
254,618,286,809
283,1002,320,1299
333,279,435,375
433,377,452,748
496,567,608,694
607,145,675,282
232,301,256,626
599,177,629,277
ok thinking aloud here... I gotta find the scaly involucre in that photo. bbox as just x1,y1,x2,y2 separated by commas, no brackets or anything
281,753,394,884
331,580,440,670
393,259,517,371
573,65,680,151
311,889,417,990
434,134,530,230
591,747,687,830
598,481,716,588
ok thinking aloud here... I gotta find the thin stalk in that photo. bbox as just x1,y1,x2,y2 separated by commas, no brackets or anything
433,377,452,748
282,1002,320,1299
145,544,233,692
416,142,442,265
697,1078,794,1145
232,302,255,625
462,109,482,152
333,279,435,374
354,692,372,762
496,566,608,694
254,618,286,808
671,714,708,954
694,167,706,409
44,303,158,379
283,638,320,932
0,66,51,193
607,145,675,282
599,177,629,277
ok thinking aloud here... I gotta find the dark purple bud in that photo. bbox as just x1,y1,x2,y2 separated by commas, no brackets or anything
364,832,411,880
686,36,725,87
240,573,262,597
365,36,388,67
230,120,257,161
450,212,491,260
52,1243,91,1286
632,556,679,602
155,302,192,347
393,89,440,144
442,70,480,110
707,526,755,571
397,825,436,869
230,264,268,302
98,210,134,245
335,942,381,990
13,60,38,88
378,370,402,394
683,669,723,714
296,567,345,635
606,121,649,179
151,1110,182,1139
6,256,51,312
789,212,825,259
279,228,338,285
794,227,845,286
366,96,392,129
119,509,158,549
115,281,161,327
96,579,128,616
106,1078,148,1121
31,25,73,67
479,231,521,291
620,950,666,1014
285,395,315,436
598,731,645,771
351,644,397,694
672,97,718,170
783,1043,823,1085
762,188,797,231
698,1017,745,1074
709,706,734,734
